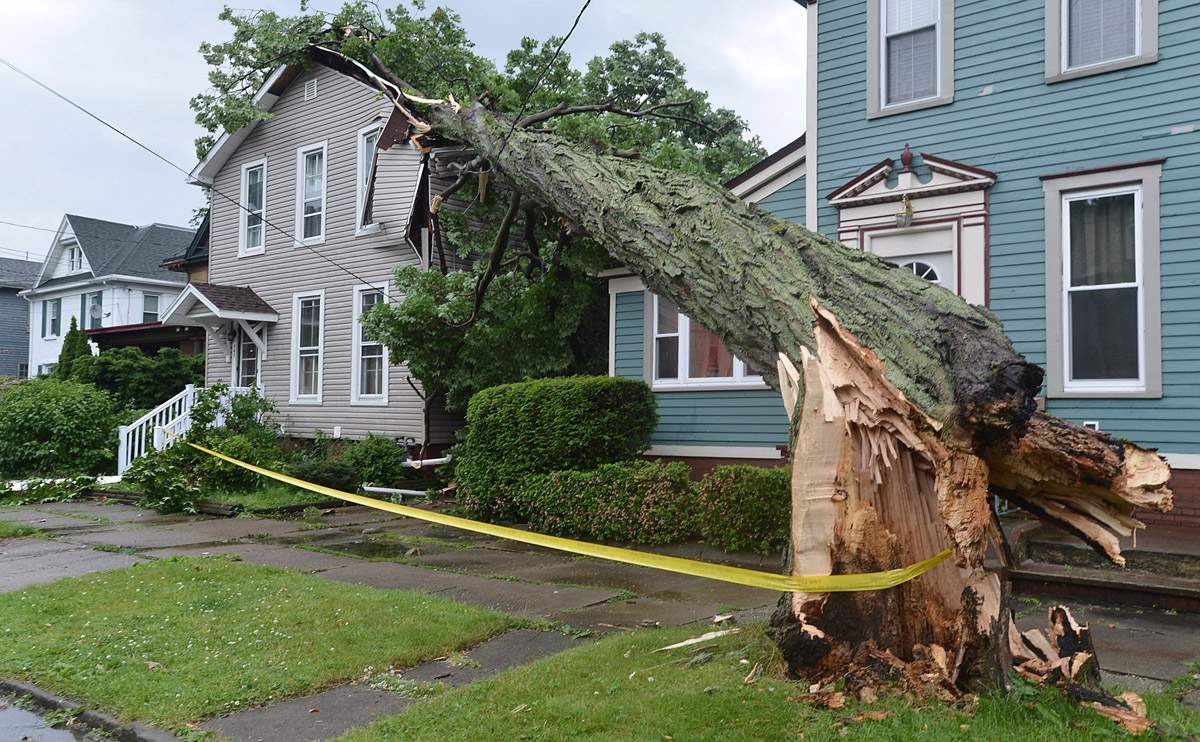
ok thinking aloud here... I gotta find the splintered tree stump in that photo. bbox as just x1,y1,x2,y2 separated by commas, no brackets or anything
310,44,1175,692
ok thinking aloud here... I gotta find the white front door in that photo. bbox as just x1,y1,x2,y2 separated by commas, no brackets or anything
863,225,959,295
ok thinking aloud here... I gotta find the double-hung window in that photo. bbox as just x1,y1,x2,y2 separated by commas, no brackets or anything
1062,187,1142,390
142,293,160,324
652,295,761,388
1047,0,1157,81
352,285,388,404
295,143,327,244
41,298,61,338
236,328,261,389
883,0,940,106
291,291,324,403
82,291,102,329
867,0,953,117
1043,160,1162,398
356,123,382,234
239,158,266,256
65,244,83,272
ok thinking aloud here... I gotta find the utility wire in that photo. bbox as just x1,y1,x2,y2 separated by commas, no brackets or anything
0,54,390,296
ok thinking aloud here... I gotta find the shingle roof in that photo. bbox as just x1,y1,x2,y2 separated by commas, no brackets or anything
191,283,277,315
43,214,195,288
0,257,39,290
162,211,209,269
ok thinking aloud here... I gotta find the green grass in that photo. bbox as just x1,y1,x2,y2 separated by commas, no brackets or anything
0,520,41,539
340,625,1200,742
0,557,512,729
205,484,333,512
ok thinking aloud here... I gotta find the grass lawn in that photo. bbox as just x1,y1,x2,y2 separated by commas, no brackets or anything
0,520,41,539
0,556,512,730
340,625,1200,742
205,484,334,512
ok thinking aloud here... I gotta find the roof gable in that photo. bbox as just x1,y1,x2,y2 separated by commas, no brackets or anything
827,147,997,208
32,214,193,289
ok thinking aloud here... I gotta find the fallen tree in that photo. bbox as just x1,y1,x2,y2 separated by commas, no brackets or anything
308,43,1172,702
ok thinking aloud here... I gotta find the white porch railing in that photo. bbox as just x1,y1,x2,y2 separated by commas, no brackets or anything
117,385,251,474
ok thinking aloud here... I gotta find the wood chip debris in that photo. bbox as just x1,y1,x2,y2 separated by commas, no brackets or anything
652,628,739,653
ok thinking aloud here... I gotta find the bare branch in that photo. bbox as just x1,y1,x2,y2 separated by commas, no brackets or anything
430,212,449,274
517,99,714,134
431,155,485,215
452,192,522,329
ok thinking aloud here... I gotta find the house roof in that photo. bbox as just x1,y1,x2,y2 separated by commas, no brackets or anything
0,257,40,290
189,283,277,316
725,134,806,190
64,215,195,280
162,211,209,270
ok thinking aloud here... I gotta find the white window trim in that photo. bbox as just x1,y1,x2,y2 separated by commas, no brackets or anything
356,122,384,237
1046,0,1158,83
1060,184,1145,394
143,292,160,324
1043,161,1162,400
351,282,390,406
289,290,325,404
65,244,85,273
294,141,328,247
866,0,955,119
233,325,265,391
649,294,766,391
238,157,268,257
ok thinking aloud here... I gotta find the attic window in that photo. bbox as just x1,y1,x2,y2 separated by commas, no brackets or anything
304,79,318,101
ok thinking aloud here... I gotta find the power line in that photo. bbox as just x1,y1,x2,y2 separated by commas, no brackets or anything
0,219,59,234
0,54,389,296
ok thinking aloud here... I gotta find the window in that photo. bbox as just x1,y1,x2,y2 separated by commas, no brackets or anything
290,292,324,402
652,295,761,387
82,291,103,329
236,328,261,389
898,260,942,285
1042,161,1162,398
65,244,83,272
239,159,267,256
352,285,388,404
38,363,56,377
17,363,27,380
295,143,327,244
357,123,382,233
1063,187,1142,389
41,298,61,338
1046,0,1157,82
867,0,954,118
143,293,160,324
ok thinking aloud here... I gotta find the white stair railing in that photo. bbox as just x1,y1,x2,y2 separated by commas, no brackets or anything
117,385,252,474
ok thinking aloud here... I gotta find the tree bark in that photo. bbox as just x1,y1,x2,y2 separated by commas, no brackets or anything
310,46,1174,688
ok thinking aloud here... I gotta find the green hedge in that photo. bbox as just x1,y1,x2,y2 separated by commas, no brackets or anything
695,465,791,555
455,376,657,520
0,378,119,477
70,347,204,411
340,434,412,487
519,461,695,544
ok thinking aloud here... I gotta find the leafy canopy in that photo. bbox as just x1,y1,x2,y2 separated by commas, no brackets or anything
193,2,765,411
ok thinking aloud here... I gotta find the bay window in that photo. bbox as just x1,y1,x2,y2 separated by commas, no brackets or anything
290,291,324,403
352,285,388,404
652,295,761,388
295,142,327,244
239,158,266,256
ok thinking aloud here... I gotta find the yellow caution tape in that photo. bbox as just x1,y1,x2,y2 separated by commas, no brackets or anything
187,441,952,593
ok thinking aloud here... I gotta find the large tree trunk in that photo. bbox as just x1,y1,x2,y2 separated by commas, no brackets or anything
312,47,1173,689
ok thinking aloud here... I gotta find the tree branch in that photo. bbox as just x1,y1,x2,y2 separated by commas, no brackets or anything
452,192,522,328
430,212,449,274
518,99,715,135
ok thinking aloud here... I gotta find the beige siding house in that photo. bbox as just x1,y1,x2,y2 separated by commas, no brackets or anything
162,62,448,446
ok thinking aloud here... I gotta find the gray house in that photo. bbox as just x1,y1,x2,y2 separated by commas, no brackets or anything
0,257,40,378
159,60,453,453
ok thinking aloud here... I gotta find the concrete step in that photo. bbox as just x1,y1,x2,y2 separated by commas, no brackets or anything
1011,560,1200,613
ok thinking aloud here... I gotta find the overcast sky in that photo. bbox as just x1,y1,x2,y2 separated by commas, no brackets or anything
0,0,806,262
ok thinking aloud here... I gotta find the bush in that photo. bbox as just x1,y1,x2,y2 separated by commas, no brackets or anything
125,444,204,514
340,435,411,486
71,346,204,411
200,432,284,493
695,465,791,555
285,458,360,493
519,461,695,544
455,376,657,520
0,378,118,477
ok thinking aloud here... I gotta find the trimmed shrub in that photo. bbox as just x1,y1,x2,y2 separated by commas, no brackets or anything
200,432,284,493
340,434,411,486
285,458,360,493
519,460,696,544
695,465,791,555
455,376,657,520
125,444,204,514
0,378,118,477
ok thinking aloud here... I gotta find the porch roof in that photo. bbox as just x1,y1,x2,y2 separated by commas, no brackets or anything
160,282,278,327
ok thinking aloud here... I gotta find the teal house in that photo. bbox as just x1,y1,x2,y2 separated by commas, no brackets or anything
606,0,1200,523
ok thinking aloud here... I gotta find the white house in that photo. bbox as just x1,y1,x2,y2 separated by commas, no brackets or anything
22,214,195,375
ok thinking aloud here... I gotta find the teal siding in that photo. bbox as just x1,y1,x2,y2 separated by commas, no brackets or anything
754,174,806,223
815,0,1200,453
612,290,791,449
